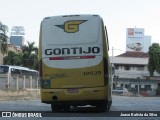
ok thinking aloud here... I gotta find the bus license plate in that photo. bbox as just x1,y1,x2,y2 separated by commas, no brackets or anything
67,89,78,93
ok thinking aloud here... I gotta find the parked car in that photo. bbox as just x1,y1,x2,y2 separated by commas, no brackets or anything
156,89,160,95
112,87,128,93
149,90,157,96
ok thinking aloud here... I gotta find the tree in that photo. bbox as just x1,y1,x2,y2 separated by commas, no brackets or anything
0,22,8,55
22,41,38,70
3,51,22,65
148,43,160,76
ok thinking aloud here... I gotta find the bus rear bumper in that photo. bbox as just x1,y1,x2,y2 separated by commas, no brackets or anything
42,100,108,106
41,86,110,105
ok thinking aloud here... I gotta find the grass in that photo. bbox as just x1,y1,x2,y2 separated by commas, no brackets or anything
0,89,40,101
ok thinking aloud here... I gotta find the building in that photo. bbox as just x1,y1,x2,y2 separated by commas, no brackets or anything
10,26,25,47
7,44,21,53
0,26,24,64
10,36,24,47
110,52,160,92
110,28,160,94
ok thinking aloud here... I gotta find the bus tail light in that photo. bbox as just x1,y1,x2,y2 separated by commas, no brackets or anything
49,56,95,60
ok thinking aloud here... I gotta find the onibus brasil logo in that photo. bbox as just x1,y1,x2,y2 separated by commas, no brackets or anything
55,20,87,33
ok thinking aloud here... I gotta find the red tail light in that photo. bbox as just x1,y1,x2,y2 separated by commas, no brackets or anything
49,56,95,60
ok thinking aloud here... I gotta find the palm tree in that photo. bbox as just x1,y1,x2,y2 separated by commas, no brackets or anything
0,22,8,55
22,41,38,69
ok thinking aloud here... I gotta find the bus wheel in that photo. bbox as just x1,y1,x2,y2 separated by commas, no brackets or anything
110,100,112,107
96,101,110,112
96,103,106,112
51,104,63,112
96,105,106,112
107,102,110,111
63,105,70,112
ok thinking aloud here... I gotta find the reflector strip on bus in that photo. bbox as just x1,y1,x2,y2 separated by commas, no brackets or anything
49,56,95,60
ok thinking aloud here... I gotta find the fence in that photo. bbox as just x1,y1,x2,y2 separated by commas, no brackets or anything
0,73,39,91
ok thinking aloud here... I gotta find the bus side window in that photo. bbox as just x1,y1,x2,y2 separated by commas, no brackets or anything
0,66,9,74
11,68,21,74
29,71,33,76
32,72,36,77
21,70,29,76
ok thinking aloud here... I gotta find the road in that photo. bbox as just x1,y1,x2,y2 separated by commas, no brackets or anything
0,95,160,120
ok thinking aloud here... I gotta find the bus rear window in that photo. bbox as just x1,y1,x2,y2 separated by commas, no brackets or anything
0,66,9,74
42,16,100,46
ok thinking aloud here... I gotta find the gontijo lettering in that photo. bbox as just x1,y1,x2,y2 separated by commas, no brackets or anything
45,47,100,55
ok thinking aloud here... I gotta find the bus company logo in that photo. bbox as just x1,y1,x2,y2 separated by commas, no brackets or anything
55,20,87,33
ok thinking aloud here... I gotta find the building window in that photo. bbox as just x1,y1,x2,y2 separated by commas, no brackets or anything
137,66,144,71
145,85,151,91
115,65,119,70
124,66,130,71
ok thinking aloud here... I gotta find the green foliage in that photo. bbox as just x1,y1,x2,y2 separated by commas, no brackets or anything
3,41,38,70
1,22,38,70
3,51,22,66
0,22,8,55
21,41,38,70
148,43,160,76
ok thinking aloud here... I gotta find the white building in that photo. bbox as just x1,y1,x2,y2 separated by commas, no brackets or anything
10,26,25,47
110,51,160,92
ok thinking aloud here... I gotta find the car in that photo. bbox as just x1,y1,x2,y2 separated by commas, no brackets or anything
156,89,160,95
112,87,128,93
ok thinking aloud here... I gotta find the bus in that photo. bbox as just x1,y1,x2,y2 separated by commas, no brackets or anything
0,65,39,89
0,65,39,77
39,15,112,112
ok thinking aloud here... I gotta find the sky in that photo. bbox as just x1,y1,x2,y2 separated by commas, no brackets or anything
1,0,160,56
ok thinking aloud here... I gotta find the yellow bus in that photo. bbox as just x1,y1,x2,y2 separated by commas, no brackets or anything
39,15,112,112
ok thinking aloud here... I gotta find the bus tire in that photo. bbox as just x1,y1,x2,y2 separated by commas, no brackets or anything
96,101,111,112
51,104,63,112
107,102,110,111
63,105,70,112
96,105,107,112
110,100,112,107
